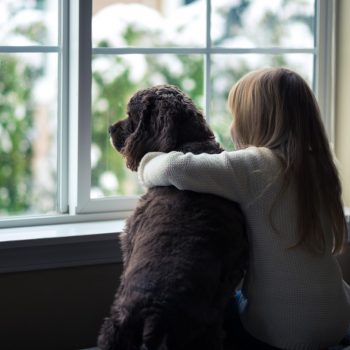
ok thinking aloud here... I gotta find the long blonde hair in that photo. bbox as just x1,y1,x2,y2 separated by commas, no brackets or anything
228,67,346,254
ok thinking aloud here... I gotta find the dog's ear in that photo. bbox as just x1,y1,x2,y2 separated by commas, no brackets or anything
122,91,182,171
122,94,157,171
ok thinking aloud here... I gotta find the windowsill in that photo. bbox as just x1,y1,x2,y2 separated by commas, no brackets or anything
0,219,125,273
0,208,349,274
0,219,125,245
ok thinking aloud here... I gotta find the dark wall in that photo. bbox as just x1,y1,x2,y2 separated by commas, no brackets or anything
1,245,349,350
0,263,123,350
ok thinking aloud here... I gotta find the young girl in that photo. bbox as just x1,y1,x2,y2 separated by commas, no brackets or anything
137,68,350,349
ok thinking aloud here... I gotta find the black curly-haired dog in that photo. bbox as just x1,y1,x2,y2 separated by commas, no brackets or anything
98,85,248,350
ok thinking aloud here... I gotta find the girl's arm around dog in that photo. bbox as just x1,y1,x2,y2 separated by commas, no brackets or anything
138,146,281,205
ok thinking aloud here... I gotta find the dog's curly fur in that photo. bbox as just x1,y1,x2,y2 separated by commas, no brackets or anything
98,85,248,350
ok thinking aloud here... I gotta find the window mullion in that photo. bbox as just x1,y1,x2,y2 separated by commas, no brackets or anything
57,0,69,214
204,0,211,121
0,46,59,53
315,0,336,143
68,0,93,214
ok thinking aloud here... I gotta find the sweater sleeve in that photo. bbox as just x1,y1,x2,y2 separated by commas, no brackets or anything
138,147,277,204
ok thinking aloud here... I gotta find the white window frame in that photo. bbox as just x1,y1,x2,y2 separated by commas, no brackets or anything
0,0,336,230
0,0,68,228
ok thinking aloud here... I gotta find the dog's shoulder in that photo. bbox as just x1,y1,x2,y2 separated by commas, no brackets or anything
125,186,245,247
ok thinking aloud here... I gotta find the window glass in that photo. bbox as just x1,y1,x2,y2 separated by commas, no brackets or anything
0,0,58,46
0,0,59,218
91,53,204,198
92,0,205,48
0,53,58,216
212,0,315,48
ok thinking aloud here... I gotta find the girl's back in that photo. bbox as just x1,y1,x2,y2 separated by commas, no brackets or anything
236,147,350,349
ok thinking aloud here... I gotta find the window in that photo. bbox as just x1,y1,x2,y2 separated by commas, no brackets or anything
0,0,335,228
0,0,60,219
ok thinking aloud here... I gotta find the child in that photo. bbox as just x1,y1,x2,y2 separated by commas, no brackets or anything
137,68,350,349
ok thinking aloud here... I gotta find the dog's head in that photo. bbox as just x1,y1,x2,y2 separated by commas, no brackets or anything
109,84,215,171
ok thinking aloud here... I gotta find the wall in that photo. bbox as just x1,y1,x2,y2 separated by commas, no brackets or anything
335,0,350,207
1,252,350,349
0,263,123,350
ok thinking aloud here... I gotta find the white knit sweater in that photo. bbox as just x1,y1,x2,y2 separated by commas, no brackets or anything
138,146,350,350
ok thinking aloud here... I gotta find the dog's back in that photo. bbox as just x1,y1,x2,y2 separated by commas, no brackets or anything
114,144,248,349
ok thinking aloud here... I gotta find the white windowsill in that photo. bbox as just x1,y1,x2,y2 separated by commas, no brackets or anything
0,219,125,245
0,219,125,273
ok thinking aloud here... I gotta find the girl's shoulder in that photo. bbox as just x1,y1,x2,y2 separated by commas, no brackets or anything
225,146,281,173
235,145,276,157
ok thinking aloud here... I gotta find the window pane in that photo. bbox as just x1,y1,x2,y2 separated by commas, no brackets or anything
0,0,58,46
212,0,315,48
91,54,204,198
210,54,314,150
92,0,205,48
0,53,58,216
